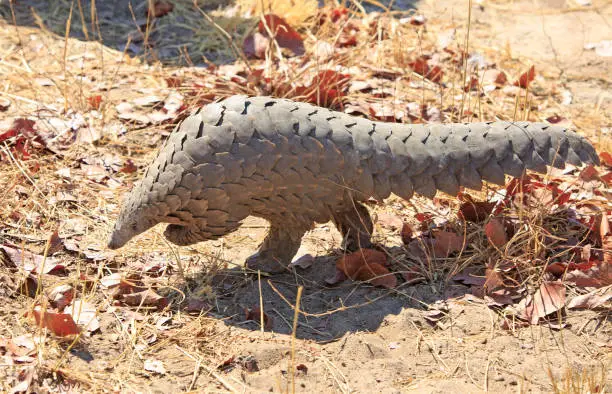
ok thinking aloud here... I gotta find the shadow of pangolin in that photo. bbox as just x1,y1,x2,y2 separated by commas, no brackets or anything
107,95,600,273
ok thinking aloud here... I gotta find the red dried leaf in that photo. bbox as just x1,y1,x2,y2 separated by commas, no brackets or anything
87,95,102,110
514,65,536,88
522,281,566,324
296,364,308,374
330,7,349,23
599,152,612,168
458,201,496,223
336,249,387,279
580,165,599,181
30,307,80,337
121,289,168,310
258,14,305,56
409,57,428,76
148,1,173,18
409,14,426,25
355,262,397,288
244,306,273,330
485,217,508,247
120,159,137,174
184,297,212,314
464,76,479,92
415,212,433,223
243,32,270,59
484,267,504,292
602,171,612,184
400,223,413,245
48,284,74,311
0,245,64,274
432,230,464,258
546,114,565,124
165,77,182,88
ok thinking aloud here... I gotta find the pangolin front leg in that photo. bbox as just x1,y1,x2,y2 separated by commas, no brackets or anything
245,222,311,273
332,202,374,251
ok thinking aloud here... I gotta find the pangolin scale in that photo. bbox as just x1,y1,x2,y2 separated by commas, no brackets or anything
108,95,600,272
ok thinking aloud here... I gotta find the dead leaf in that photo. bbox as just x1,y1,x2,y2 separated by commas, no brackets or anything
452,268,486,286
0,97,10,111
522,281,566,324
514,65,536,88
580,165,599,181
184,297,212,314
484,267,504,292
290,254,315,269
144,359,166,374
458,201,496,223
336,249,387,279
432,230,464,258
377,212,404,231
244,32,270,59
485,217,508,247
400,223,413,244
296,363,308,375
259,14,305,56
567,286,612,309
244,306,273,330
120,159,137,174
355,263,397,288
87,95,102,110
121,289,168,310
48,284,74,311
68,299,100,333
0,245,64,274
599,152,612,168
30,306,80,337
148,1,173,18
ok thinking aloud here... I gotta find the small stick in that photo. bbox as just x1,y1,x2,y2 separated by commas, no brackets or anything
290,286,304,394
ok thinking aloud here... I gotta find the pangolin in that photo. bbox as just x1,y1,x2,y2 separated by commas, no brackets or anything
108,95,600,272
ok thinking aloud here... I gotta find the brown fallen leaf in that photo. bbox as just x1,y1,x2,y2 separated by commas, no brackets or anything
521,281,566,324
483,267,504,293
0,245,65,274
599,152,612,168
458,201,496,223
336,249,387,279
355,262,397,288
259,14,305,56
400,223,413,245
48,284,74,311
432,230,464,258
148,1,174,18
30,306,80,337
244,32,270,59
121,289,168,310
67,299,100,334
244,306,273,330
87,95,102,110
485,217,508,247
514,65,536,88
566,286,612,309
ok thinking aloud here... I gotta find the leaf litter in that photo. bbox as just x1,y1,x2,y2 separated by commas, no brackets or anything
0,0,609,392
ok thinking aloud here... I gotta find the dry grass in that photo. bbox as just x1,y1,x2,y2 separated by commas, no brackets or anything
0,0,610,392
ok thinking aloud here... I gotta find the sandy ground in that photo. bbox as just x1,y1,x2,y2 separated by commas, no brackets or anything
0,0,610,392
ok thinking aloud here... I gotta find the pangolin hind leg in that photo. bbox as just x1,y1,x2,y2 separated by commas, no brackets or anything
245,222,311,273
331,202,374,251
